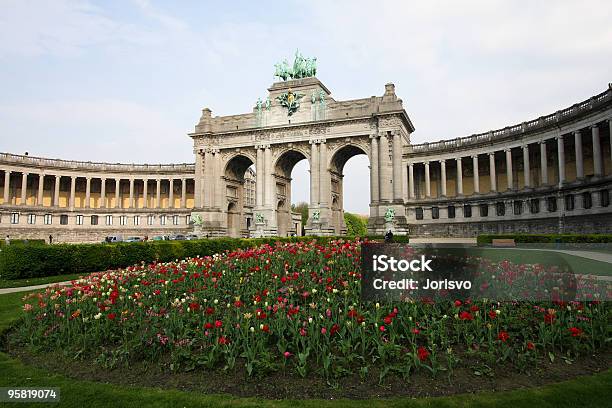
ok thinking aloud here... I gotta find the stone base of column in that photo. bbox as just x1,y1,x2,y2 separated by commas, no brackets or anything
367,215,409,236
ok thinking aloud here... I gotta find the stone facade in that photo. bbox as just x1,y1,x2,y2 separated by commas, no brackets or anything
2,76,612,241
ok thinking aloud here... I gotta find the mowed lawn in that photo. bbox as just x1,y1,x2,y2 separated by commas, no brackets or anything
0,286,610,407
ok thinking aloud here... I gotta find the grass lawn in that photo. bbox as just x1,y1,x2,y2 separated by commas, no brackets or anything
461,247,612,277
0,273,85,289
0,288,610,407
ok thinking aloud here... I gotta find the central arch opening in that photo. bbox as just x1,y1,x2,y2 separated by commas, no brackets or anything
329,144,370,235
274,149,309,237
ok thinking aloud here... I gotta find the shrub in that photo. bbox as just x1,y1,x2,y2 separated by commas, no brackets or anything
0,235,407,280
477,234,612,246
344,212,367,236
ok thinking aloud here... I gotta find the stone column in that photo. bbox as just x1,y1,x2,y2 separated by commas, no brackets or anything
369,135,379,202
142,179,148,208
100,178,106,208
85,176,91,208
592,124,602,177
440,160,447,196
408,163,415,199
379,134,391,201
424,161,431,197
156,179,161,208
37,173,44,206
2,170,10,204
194,150,203,208
128,178,134,208
168,178,174,208
456,157,463,196
203,150,212,207
319,140,328,206
256,147,264,207
20,172,28,205
472,155,479,194
489,152,497,192
392,131,402,200
574,130,583,179
311,141,320,205
505,149,513,190
69,175,76,209
264,145,273,208
115,178,121,208
557,135,566,184
540,141,548,185
54,175,60,206
181,178,187,208
402,163,408,202
522,145,530,188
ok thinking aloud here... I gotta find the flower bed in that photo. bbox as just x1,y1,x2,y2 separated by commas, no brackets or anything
14,239,611,384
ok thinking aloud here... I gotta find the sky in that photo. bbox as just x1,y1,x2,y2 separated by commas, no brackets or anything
1,0,612,214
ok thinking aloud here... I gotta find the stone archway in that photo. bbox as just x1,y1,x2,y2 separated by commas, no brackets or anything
223,154,255,238
328,143,369,235
189,75,414,237
272,148,309,237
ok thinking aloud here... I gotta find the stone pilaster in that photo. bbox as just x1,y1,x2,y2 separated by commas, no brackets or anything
310,141,320,205
369,135,379,202
379,133,391,201
256,147,264,207
392,131,402,200
319,140,329,206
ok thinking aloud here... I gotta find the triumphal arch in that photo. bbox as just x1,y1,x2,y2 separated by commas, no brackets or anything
189,52,414,237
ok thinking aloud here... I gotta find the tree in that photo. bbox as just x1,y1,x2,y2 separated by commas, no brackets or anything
291,202,309,226
344,212,367,236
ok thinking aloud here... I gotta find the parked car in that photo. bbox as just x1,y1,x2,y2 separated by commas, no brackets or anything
186,234,199,240
124,236,142,242
151,235,169,241
169,234,186,240
104,235,123,243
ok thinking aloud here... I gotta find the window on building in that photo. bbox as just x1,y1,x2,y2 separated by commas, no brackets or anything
530,199,540,214
415,207,423,220
496,202,505,216
160,215,166,225
462,204,471,218
44,214,52,225
76,215,84,225
601,190,610,207
173,215,179,225
246,217,251,229
91,215,98,225
479,204,488,217
582,192,592,209
565,194,574,211
120,215,128,226
448,205,456,218
547,197,557,212
105,215,113,225
133,216,140,226
431,207,439,219
186,215,191,225
59,214,68,225
147,215,155,225
27,214,36,224
10,213,19,224
513,200,522,215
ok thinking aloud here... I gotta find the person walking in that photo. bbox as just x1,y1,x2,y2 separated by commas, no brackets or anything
49,234,53,245
4,235,9,246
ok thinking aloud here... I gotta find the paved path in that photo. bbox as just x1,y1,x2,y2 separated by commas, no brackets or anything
0,281,72,295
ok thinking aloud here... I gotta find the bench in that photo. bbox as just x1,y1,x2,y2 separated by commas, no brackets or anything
491,238,516,248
